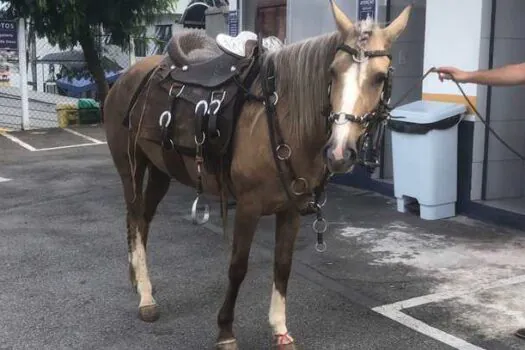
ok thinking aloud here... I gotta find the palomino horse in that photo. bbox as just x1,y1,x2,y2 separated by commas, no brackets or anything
104,1,411,348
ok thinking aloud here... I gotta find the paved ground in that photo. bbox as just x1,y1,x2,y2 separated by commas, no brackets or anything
2,125,525,350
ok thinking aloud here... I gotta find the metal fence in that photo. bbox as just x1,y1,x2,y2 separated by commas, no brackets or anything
0,18,169,131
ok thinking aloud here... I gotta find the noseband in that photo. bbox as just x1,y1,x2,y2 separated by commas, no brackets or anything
327,43,394,172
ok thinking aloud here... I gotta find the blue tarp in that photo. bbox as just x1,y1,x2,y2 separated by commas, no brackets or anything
55,70,122,97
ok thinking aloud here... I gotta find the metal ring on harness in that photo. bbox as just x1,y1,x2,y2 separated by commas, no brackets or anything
276,144,292,161
191,195,210,225
381,91,391,105
332,114,351,126
195,100,209,115
315,241,327,253
163,138,174,151
209,100,222,115
291,177,309,196
195,132,206,146
317,192,328,208
263,92,279,106
159,111,172,127
352,51,367,64
313,218,328,234
169,84,185,98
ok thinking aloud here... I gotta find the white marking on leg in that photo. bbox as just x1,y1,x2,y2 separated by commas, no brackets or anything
131,228,155,307
331,60,368,160
269,283,293,343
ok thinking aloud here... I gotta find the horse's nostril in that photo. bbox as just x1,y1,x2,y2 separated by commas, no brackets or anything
343,149,357,161
349,149,357,161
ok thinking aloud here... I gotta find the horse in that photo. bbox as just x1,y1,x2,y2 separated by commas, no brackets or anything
103,1,412,348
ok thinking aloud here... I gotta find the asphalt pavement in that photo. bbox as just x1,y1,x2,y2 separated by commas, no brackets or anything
2,125,525,350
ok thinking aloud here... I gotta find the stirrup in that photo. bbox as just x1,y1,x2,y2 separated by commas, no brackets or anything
191,195,210,225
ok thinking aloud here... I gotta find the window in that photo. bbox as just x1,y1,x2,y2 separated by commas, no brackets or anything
154,24,173,55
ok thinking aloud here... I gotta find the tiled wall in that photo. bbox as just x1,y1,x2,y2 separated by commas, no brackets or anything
287,0,357,43
379,1,427,180
475,0,525,200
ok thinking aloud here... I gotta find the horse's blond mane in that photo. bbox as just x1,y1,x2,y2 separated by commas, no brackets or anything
261,18,380,144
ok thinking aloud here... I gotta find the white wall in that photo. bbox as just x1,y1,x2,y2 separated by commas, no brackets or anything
422,0,486,98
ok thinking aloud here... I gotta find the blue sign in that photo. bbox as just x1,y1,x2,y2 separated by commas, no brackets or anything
228,11,239,37
357,0,377,21
0,20,17,51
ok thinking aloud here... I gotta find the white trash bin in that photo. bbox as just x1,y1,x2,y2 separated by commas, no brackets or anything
389,100,466,220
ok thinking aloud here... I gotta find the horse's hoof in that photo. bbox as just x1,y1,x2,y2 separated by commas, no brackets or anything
273,344,299,350
138,304,159,322
215,338,238,350
272,333,297,349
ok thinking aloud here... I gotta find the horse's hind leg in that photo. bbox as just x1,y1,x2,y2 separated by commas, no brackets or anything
111,139,170,322
269,208,300,349
127,162,171,322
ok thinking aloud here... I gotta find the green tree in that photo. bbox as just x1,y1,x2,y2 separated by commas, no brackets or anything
5,0,176,104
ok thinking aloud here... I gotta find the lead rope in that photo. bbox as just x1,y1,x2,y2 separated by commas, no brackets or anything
389,67,525,160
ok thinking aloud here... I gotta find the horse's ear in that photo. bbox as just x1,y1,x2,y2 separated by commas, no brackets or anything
329,0,354,34
384,5,412,42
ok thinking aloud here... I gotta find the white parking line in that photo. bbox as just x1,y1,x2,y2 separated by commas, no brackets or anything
372,274,525,350
0,132,37,151
36,142,107,152
0,177,11,183
373,307,485,350
63,127,104,144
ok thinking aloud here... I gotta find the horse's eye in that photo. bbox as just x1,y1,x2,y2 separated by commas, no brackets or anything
375,73,387,84
329,66,336,77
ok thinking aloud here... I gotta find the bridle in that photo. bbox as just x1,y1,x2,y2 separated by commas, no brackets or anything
257,39,394,252
326,43,394,173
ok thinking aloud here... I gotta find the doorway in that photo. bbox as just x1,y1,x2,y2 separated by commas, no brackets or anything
255,0,287,42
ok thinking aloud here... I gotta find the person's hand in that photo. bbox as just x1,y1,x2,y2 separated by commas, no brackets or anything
434,67,471,83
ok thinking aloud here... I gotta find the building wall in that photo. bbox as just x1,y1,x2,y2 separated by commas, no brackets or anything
381,0,427,179
482,0,525,200
287,0,356,43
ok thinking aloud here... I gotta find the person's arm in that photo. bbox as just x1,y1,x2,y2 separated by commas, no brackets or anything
435,63,525,86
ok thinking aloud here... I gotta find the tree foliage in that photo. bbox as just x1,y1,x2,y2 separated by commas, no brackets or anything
5,0,176,104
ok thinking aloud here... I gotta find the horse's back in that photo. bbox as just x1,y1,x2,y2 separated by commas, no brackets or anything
105,55,164,128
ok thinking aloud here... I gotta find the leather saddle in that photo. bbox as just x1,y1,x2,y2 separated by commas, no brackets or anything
130,30,283,175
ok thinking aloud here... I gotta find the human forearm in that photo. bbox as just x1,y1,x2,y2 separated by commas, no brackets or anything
436,62,525,86
463,63,525,86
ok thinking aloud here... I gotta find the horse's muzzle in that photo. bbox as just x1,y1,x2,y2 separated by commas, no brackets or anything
324,145,357,174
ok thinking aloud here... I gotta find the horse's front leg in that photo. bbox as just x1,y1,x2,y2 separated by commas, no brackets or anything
270,208,300,349
216,200,260,350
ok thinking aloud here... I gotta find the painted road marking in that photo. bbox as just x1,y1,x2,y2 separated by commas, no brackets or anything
63,127,104,144
372,275,525,350
0,132,37,151
36,142,107,152
376,274,525,311
0,177,11,183
373,307,485,350
1,130,107,152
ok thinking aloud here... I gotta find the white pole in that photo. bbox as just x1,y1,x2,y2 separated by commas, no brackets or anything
129,35,136,67
18,18,29,130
